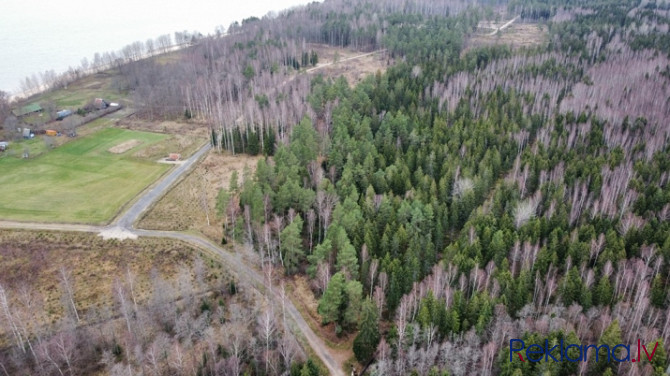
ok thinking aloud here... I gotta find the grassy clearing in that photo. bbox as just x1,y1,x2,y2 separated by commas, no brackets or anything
34,71,127,109
467,23,547,52
0,127,169,223
307,44,387,86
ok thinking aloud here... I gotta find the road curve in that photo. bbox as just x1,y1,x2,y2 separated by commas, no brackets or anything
0,141,345,376
135,230,345,376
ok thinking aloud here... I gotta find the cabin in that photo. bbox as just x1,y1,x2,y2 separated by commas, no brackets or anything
93,98,109,110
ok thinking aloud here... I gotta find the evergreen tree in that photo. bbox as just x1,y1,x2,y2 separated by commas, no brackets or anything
651,275,666,308
318,272,345,324
281,215,305,275
353,300,380,364
336,240,359,280
595,320,624,374
646,338,668,375
593,275,614,307
343,280,363,326
290,117,319,167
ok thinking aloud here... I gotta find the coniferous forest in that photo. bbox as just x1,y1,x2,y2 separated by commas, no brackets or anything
4,0,670,375
222,1,670,374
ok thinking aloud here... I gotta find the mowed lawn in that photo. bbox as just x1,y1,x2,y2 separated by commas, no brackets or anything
0,128,169,224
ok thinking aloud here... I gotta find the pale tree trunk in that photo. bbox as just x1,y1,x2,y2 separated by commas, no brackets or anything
0,284,25,352
59,267,80,324
126,268,138,312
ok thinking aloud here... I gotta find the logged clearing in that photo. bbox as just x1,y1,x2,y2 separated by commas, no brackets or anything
467,23,547,51
0,127,169,223
307,44,388,85
107,138,142,153
139,150,262,241
0,230,223,336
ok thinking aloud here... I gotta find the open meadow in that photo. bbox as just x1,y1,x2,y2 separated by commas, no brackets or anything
0,127,169,223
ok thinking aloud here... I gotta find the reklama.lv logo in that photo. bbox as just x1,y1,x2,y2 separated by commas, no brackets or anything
510,339,659,363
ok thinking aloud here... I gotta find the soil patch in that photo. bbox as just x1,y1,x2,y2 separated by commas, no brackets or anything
108,139,142,154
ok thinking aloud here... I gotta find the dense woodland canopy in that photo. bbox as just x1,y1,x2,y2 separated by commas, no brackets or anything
217,0,670,375
4,0,670,375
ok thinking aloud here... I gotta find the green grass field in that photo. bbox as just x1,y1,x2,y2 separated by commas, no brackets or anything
0,127,169,224
37,71,126,108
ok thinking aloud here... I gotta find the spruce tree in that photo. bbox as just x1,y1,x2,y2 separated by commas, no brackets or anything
318,272,345,324
353,300,380,364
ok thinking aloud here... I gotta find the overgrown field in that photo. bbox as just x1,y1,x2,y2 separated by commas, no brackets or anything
0,230,315,376
0,230,218,328
0,127,169,223
139,150,261,241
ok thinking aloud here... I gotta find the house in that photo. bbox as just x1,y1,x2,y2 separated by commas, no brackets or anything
93,98,108,110
167,153,181,161
12,103,43,117
45,130,58,136
22,128,32,139
0,141,8,151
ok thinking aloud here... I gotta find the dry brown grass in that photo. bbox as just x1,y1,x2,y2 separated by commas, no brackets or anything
0,230,222,336
138,150,262,242
115,118,209,160
307,44,388,86
466,23,547,52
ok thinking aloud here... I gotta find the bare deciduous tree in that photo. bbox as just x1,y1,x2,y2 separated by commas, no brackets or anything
59,267,80,324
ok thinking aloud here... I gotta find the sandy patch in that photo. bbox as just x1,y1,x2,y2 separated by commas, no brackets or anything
306,44,388,86
466,23,547,52
157,158,186,165
108,139,142,154
98,226,138,240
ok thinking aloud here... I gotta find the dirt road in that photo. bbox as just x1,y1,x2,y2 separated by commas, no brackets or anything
305,49,385,73
0,141,345,376
135,230,345,376
488,16,520,36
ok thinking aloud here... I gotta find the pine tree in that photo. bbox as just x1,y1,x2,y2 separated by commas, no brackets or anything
343,280,363,327
281,215,305,275
353,300,380,364
596,320,623,374
318,272,345,324
336,240,359,280
648,339,668,375
594,275,614,307
561,267,584,306
290,117,319,167
651,275,666,308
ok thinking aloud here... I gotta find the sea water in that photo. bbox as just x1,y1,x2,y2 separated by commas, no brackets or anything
0,0,315,95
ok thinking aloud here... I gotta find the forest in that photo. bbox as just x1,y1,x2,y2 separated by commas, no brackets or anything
3,0,670,375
